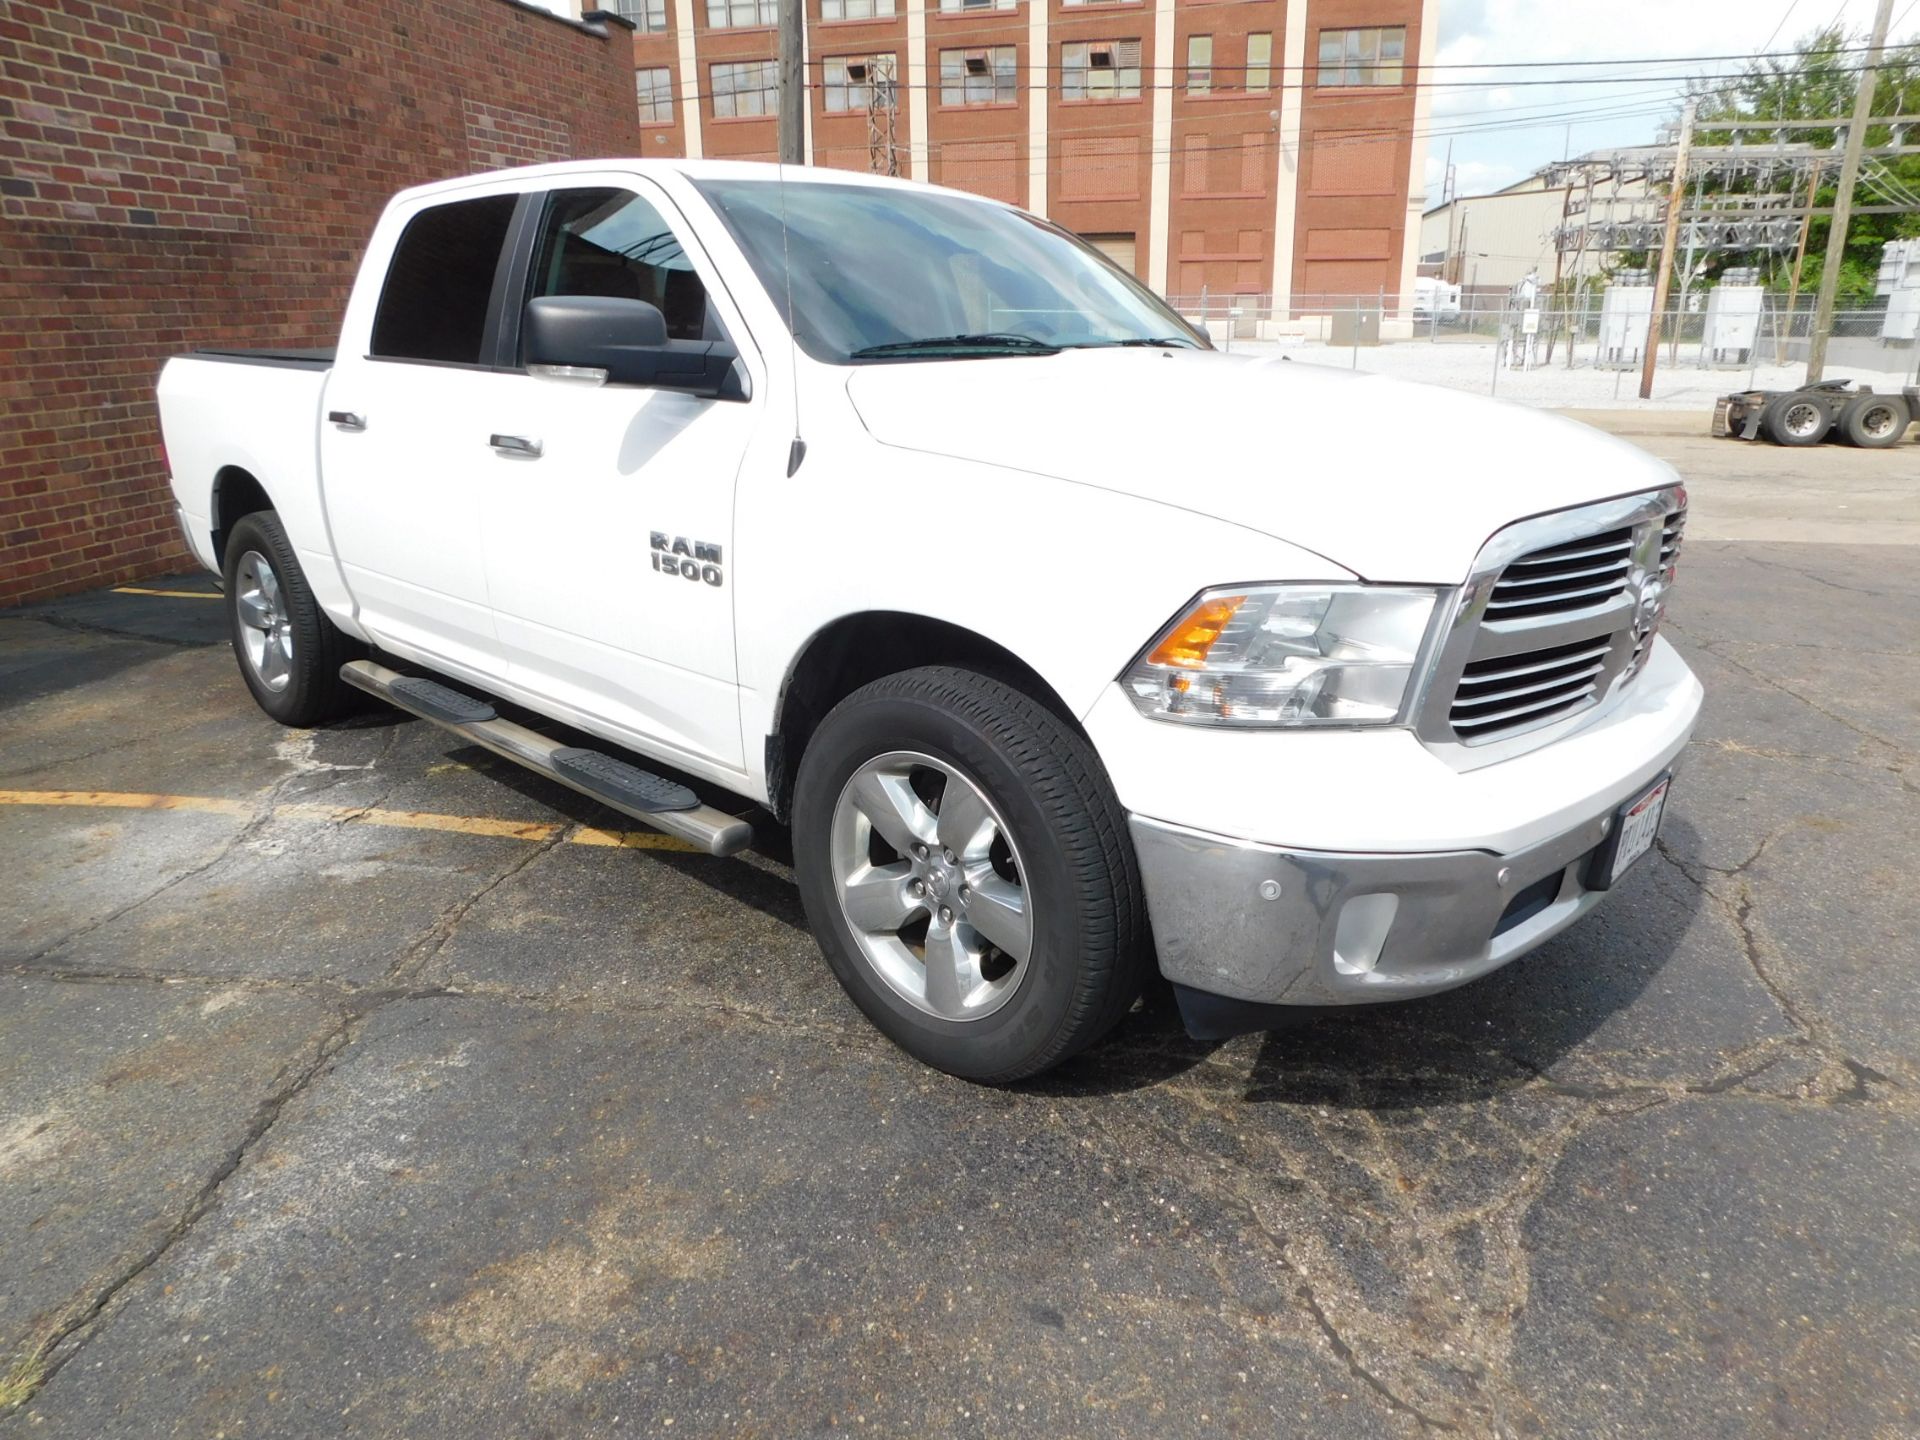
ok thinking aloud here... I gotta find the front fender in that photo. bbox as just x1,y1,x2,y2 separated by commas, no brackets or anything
732,447,1353,795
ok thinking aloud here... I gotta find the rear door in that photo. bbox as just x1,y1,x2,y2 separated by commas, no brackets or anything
320,185,527,679
476,176,763,773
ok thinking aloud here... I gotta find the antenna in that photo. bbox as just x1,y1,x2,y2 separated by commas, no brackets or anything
777,158,805,476
776,0,806,475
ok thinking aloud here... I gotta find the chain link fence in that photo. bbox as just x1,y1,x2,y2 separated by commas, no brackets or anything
1165,292,1920,403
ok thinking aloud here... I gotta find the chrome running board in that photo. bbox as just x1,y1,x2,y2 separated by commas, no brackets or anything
340,659,752,857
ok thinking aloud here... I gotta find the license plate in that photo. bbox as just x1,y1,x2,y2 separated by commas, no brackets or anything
1591,775,1669,889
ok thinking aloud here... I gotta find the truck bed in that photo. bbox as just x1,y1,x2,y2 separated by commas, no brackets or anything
188,346,336,370
158,350,335,586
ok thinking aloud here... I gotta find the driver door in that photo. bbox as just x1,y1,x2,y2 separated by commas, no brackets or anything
478,178,760,774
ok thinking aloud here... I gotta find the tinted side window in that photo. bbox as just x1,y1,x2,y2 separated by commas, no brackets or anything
526,188,714,346
370,194,518,364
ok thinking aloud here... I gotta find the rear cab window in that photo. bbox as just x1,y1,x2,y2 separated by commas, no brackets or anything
369,194,519,365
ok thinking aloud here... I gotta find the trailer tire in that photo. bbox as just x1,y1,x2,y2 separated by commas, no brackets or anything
1761,393,1834,447
1838,394,1910,449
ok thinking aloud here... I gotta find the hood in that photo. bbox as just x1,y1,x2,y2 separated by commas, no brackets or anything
844,348,1681,582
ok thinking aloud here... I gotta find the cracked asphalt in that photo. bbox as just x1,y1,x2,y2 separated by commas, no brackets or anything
2,413,1917,1437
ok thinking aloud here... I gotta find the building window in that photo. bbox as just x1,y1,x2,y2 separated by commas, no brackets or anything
938,0,1015,13
1317,27,1406,87
707,0,778,28
1246,32,1271,91
1061,40,1141,101
940,46,1016,105
612,0,669,32
712,59,778,116
824,54,897,111
636,67,675,123
1186,34,1211,94
822,0,897,16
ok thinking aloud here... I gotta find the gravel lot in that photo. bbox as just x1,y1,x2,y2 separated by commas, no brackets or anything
2,413,1916,1438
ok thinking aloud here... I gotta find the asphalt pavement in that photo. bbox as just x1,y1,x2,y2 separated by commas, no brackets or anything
1,418,1916,1437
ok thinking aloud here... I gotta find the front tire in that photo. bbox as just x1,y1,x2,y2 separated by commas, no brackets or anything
792,666,1148,1082
223,511,360,726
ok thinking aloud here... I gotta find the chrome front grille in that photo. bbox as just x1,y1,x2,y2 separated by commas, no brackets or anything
1417,487,1688,765
1449,636,1613,739
1483,526,1635,620
1659,509,1686,573
1630,507,1687,675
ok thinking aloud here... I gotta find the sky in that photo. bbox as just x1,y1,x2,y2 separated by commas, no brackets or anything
1429,0,1920,204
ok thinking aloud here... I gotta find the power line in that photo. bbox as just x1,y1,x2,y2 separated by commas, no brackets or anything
1761,0,1806,55
652,19,1920,71
787,57,1908,91
680,87,1688,152
673,64,1703,143
700,98,1691,173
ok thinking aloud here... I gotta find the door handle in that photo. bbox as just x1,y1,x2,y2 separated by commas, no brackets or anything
489,433,542,458
327,410,366,431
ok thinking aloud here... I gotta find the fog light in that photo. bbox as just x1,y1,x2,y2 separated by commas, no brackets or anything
1332,893,1398,975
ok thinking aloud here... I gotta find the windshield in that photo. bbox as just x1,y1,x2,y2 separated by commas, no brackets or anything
692,178,1206,363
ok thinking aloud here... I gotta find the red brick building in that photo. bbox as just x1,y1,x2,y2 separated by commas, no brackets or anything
607,0,1436,311
0,0,642,603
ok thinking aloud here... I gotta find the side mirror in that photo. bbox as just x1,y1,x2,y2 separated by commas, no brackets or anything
523,295,747,401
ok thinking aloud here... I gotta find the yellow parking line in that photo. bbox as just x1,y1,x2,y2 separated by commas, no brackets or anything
0,789,701,853
110,586,222,599
0,789,248,816
277,802,563,842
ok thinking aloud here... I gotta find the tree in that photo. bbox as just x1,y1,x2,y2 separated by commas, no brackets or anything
1685,25,1920,305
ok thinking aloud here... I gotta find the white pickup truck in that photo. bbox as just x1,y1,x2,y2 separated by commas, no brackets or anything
157,159,1702,1081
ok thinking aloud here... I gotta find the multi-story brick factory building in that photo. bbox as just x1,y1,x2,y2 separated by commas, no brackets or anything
603,0,1436,315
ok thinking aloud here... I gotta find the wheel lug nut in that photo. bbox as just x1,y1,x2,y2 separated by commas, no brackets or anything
910,880,925,896
942,848,957,864
940,906,954,924
959,886,970,904
912,843,928,859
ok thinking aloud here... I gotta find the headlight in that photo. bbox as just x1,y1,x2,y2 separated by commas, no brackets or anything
1123,584,1440,728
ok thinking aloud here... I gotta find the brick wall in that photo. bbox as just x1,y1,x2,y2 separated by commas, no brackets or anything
0,0,642,604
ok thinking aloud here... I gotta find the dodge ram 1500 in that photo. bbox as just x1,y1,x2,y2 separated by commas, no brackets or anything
157,160,1702,1081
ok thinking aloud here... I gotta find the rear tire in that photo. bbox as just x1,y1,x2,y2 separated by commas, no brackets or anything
1761,393,1833,447
222,511,361,727
791,666,1148,1083
1838,393,1909,448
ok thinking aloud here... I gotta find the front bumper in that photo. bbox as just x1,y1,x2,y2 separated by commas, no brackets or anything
1135,794,1635,1010
1122,642,1701,1014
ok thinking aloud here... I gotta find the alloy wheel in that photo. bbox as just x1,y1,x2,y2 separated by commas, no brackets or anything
234,549,294,692
828,750,1033,1021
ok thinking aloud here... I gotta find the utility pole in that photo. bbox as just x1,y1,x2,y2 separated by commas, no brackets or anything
778,0,804,165
1544,174,1574,365
1780,160,1822,364
1806,0,1896,383
1639,99,1696,401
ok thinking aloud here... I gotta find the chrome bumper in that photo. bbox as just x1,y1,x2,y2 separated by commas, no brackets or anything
1131,786,1651,1007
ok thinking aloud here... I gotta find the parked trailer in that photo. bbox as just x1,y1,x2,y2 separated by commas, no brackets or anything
1714,379,1917,448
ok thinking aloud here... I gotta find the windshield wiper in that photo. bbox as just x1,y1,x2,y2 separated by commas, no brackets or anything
850,333,1062,358
1061,336,1200,350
